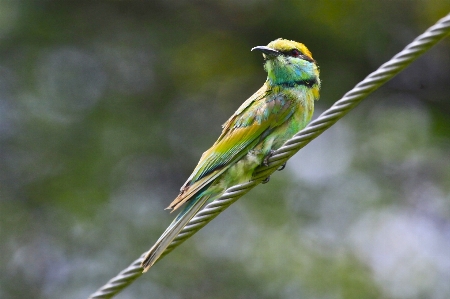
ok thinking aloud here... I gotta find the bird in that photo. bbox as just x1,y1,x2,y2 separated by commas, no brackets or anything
141,38,320,272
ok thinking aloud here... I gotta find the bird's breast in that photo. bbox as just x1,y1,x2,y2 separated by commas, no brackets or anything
263,86,316,151
289,86,316,127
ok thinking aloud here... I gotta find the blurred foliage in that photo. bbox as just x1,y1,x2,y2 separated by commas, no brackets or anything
0,1,449,299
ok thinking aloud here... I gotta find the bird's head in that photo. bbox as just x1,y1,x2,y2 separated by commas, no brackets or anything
252,38,320,88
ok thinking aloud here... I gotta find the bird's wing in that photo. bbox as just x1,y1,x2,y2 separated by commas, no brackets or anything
168,85,295,210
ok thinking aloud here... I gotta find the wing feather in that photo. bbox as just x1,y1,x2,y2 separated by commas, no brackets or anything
168,84,295,210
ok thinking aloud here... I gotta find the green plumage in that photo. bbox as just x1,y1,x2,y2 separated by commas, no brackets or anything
142,38,321,272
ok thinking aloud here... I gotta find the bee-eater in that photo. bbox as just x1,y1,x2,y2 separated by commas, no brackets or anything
141,38,320,272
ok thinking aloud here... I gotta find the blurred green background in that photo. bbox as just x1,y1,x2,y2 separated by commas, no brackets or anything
1,1,450,298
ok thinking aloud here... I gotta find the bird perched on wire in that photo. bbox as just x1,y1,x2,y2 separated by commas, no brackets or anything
141,38,320,272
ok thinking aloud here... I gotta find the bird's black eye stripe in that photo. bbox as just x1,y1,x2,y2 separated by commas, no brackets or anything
279,49,315,63
281,49,302,57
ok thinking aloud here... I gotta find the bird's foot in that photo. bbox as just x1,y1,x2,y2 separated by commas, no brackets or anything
263,150,275,167
262,176,270,184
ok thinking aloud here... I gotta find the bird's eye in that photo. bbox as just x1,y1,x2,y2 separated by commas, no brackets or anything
290,49,301,57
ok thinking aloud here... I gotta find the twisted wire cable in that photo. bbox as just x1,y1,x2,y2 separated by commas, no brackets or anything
88,13,450,299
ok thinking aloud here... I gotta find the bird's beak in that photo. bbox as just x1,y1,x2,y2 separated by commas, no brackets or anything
251,46,280,57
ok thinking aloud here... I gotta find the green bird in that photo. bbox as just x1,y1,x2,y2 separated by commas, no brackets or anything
141,38,320,272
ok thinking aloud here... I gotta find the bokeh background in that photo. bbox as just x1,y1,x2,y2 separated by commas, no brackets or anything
1,1,450,298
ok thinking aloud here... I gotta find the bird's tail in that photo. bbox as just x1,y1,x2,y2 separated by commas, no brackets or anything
141,193,212,272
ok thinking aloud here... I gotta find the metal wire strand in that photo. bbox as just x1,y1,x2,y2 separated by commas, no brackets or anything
88,13,450,299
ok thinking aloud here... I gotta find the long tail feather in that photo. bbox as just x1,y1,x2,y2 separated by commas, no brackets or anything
141,194,211,272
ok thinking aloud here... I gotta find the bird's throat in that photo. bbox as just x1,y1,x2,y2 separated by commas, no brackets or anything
264,59,318,88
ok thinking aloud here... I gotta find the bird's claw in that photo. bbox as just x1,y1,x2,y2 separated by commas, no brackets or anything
263,150,275,167
278,162,286,171
262,176,270,184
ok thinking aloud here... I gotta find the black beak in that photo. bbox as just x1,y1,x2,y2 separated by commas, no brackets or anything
251,46,280,57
